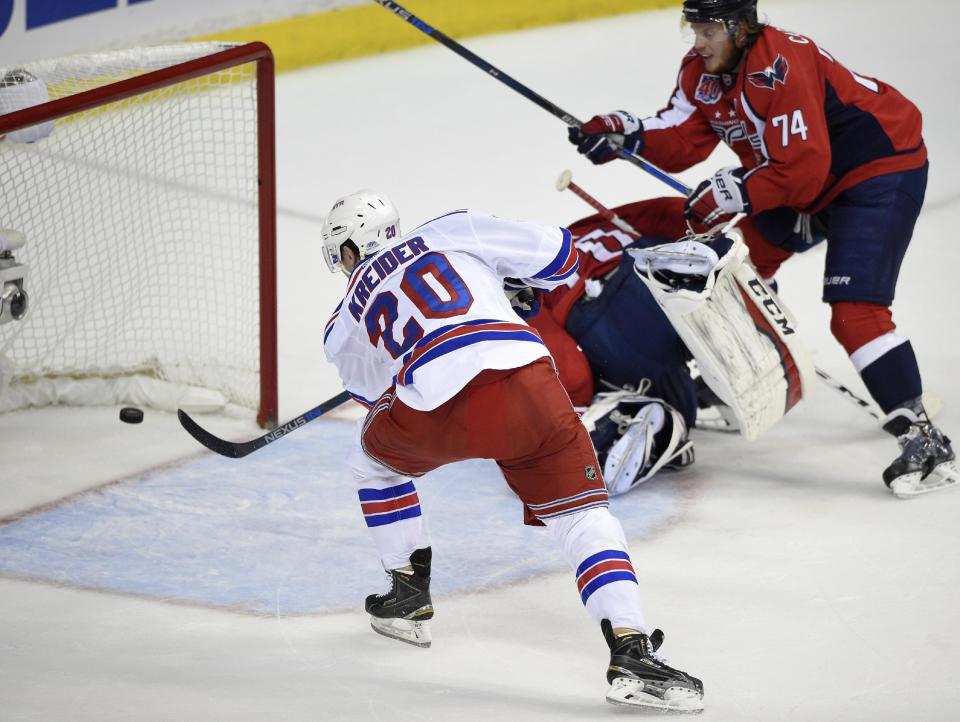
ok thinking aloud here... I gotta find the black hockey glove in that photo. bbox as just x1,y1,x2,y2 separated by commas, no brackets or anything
503,278,542,319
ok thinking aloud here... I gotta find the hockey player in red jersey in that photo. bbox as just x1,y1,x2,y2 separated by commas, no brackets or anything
525,198,699,497
568,0,956,497
320,190,703,711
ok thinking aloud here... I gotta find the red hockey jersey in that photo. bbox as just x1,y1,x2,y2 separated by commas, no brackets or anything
641,26,926,214
529,198,689,406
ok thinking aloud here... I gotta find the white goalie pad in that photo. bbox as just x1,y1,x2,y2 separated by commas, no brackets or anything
581,389,693,495
630,232,815,441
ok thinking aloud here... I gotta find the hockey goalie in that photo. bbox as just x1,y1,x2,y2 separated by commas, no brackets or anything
630,226,815,442
526,200,815,498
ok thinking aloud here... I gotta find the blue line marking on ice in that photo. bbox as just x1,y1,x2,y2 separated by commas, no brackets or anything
0,420,681,615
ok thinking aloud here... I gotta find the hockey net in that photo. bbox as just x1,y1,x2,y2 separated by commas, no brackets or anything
0,42,277,427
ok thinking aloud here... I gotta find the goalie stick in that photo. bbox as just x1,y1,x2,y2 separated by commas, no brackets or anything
553,172,917,424
372,0,689,196
556,170,640,239
178,390,352,458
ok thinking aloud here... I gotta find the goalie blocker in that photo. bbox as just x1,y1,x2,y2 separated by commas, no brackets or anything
630,230,815,441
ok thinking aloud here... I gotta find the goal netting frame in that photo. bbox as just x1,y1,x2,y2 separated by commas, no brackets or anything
0,42,278,428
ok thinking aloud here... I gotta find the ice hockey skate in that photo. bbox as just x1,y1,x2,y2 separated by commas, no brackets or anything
365,547,434,648
601,619,704,713
882,409,959,498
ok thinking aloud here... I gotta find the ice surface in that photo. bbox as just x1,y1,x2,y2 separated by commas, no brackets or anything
0,419,679,614
2,1,958,719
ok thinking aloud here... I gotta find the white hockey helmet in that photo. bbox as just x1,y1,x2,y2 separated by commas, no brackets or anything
321,189,400,275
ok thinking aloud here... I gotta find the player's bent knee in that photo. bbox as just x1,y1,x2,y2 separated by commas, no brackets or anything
346,439,407,487
544,506,628,557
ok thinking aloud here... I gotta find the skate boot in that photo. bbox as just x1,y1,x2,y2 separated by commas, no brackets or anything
882,408,958,498
365,547,434,648
601,619,704,713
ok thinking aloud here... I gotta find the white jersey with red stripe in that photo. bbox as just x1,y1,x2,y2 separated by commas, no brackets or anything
323,209,578,411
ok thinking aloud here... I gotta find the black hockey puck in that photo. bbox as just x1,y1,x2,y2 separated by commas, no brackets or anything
119,407,144,424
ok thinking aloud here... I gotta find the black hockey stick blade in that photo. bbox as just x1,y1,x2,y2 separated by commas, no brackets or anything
177,390,352,458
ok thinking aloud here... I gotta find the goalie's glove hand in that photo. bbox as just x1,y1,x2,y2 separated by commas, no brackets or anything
503,278,542,319
567,111,645,165
684,166,752,227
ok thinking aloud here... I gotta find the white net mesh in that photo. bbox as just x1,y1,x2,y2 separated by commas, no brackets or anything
0,43,271,419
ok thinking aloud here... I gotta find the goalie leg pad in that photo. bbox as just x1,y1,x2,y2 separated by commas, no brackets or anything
603,405,659,496
631,234,815,441
587,395,693,496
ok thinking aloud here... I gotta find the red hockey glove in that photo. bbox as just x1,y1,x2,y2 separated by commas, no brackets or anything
684,166,752,227
567,111,645,165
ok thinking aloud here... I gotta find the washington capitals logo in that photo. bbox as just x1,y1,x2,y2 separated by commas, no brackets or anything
695,73,722,104
748,55,790,89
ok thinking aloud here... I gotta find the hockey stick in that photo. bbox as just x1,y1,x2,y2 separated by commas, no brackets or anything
177,390,352,458
372,0,690,196
556,170,640,238
814,368,943,421
553,172,908,423
556,168,743,239
813,368,880,420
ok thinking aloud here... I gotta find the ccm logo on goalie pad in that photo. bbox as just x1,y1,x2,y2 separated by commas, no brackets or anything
745,279,795,336
739,279,804,412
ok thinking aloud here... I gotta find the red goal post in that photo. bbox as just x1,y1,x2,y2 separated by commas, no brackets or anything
0,42,278,427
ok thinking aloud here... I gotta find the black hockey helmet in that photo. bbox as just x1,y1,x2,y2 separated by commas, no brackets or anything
682,0,758,25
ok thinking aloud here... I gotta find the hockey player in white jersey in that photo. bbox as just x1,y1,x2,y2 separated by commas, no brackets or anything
321,189,704,712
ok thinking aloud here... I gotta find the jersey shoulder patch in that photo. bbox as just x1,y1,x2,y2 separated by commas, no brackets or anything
744,26,822,93
747,53,790,90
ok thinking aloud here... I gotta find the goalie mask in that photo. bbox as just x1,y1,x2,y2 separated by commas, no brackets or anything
321,189,400,275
